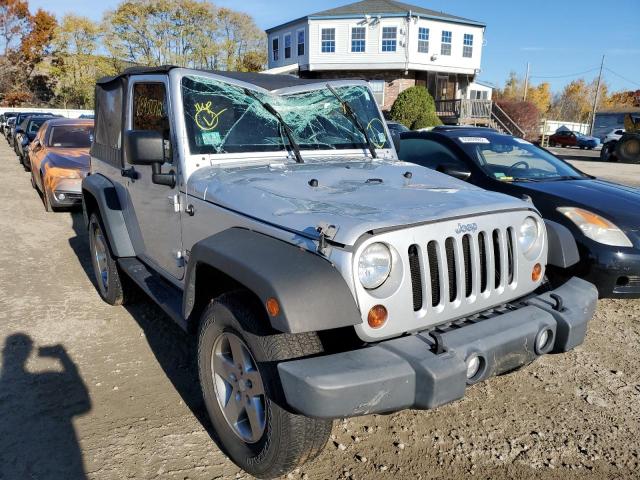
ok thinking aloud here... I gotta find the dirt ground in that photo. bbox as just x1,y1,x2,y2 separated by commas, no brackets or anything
0,139,639,480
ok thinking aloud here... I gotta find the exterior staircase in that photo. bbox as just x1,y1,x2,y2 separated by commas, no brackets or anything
434,99,526,138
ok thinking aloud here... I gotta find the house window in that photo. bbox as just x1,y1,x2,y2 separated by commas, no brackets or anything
381,26,397,52
369,80,385,106
297,30,305,56
418,27,429,53
351,26,366,52
272,37,279,61
284,34,291,59
321,28,335,53
463,33,473,58
441,30,452,56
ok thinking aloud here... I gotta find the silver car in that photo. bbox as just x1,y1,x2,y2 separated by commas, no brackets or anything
82,66,597,479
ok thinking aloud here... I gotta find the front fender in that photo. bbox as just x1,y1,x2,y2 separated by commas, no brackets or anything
81,173,135,257
184,228,362,333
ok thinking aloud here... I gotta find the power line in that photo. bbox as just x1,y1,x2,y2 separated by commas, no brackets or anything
603,67,640,89
530,67,600,79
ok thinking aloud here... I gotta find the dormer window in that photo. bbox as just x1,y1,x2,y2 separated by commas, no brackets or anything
463,34,473,58
381,27,397,52
418,27,429,53
441,30,452,56
351,26,366,52
321,28,336,53
284,34,292,59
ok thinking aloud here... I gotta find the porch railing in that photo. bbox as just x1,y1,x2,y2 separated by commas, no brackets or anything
433,99,526,138
434,99,492,120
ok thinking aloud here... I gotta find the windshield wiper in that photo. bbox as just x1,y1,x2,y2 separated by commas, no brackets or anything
325,83,377,159
243,88,303,163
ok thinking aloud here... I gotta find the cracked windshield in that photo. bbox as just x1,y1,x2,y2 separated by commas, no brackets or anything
181,75,389,155
459,136,586,182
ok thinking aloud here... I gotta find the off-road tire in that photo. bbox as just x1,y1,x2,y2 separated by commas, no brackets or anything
88,212,132,306
197,291,332,479
616,135,640,164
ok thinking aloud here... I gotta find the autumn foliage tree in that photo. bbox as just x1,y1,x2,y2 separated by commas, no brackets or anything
496,99,541,140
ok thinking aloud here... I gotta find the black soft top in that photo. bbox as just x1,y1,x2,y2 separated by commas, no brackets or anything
97,65,327,91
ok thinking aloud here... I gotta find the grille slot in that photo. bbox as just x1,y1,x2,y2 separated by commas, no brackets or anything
493,229,502,288
408,245,423,311
445,237,457,302
427,241,440,307
478,232,488,293
507,227,515,285
462,234,473,298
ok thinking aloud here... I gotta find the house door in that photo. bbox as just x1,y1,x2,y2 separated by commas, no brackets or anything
436,75,449,100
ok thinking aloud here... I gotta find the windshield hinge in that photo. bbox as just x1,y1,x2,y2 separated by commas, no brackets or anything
316,222,337,255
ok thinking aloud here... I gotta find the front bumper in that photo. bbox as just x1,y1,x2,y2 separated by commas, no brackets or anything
278,277,597,419
580,246,640,298
49,178,83,207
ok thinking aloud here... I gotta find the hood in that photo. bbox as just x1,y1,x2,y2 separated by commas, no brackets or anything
188,159,531,245
46,148,90,171
514,178,640,233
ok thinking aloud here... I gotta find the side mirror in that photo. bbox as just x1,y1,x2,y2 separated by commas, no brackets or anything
31,139,41,150
124,130,175,188
15,127,24,134
437,163,472,182
125,130,165,166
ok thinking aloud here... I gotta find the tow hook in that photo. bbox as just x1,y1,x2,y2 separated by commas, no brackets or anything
550,293,565,312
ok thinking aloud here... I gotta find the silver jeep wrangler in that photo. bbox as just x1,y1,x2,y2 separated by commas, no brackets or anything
83,66,597,479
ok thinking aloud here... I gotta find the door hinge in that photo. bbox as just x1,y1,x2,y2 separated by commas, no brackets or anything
168,194,180,213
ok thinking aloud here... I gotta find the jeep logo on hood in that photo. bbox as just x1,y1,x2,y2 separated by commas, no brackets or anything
455,222,478,234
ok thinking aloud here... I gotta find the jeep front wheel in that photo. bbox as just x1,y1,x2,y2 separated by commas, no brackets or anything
88,213,130,305
198,291,332,479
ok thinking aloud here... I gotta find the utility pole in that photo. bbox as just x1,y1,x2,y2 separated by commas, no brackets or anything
523,62,530,101
590,55,605,136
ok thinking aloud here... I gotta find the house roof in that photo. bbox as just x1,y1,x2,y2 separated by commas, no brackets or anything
266,0,485,33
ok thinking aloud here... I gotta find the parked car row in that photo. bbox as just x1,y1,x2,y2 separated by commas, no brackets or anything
394,125,640,299
4,71,627,479
3,112,93,211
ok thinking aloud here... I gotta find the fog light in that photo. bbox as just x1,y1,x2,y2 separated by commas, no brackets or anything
466,354,482,380
57,193,66,201
367,305,388,329
532,263,542,282
535,328,553,354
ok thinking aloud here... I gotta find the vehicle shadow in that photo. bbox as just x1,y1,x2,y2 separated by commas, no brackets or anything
67,212,217,438
0,333,91,479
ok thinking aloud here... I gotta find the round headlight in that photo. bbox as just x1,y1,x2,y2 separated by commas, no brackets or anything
358,242,392,290
518,216,539,256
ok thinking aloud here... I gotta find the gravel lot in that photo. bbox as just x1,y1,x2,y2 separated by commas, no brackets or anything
0,140,639,480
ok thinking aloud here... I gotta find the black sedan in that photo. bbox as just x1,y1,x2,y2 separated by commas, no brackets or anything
398,126,640,298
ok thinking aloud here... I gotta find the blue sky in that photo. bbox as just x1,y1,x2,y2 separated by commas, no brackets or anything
32,0,640,93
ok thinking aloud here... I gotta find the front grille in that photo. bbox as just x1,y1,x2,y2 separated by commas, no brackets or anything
409,227,517,311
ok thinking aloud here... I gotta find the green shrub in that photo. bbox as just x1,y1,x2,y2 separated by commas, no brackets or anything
390,86,442,130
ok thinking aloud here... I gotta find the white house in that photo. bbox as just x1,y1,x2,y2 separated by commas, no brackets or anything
265,0,487,114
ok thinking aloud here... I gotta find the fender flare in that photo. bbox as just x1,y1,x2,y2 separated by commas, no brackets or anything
544,220,579,269
81,174,135,257
184,228,362,333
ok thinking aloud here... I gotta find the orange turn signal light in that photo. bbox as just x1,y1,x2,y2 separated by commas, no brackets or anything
532,263,542,282
368,305,388,329
266,298,280,317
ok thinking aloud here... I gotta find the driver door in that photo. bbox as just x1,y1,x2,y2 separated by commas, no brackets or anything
123,76,184,281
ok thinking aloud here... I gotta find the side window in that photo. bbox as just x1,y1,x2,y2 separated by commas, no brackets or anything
399,138,467,171
132,83,170,139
